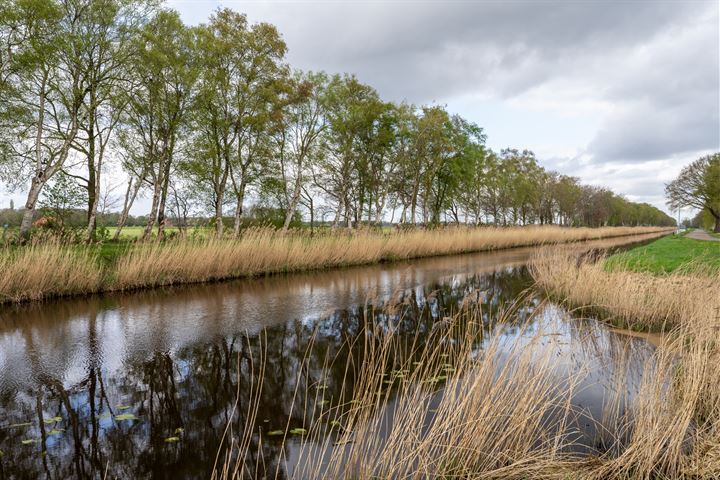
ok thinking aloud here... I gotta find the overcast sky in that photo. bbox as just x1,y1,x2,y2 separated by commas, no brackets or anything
169,0,720,216
4,0,719,216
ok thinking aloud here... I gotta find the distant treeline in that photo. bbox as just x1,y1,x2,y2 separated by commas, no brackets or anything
0,1,675,242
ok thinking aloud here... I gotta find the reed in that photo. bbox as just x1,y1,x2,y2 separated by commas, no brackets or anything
215,249,720,480
530,249,719,331
113,225,671,291
531,248,720,478
217,303,587,479
0,225,671,303
0,243,103,303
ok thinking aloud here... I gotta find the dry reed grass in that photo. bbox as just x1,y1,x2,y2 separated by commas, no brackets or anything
0,225,671,304
0,243,103,303
217,303,588,480
530,249,719,331
215,249,720,480
114,225,671,291
532,249,720,478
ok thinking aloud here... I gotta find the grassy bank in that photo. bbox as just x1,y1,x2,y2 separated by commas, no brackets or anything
0,225,672,304
216,293,720,479
604,232,720,275
531,248,717,331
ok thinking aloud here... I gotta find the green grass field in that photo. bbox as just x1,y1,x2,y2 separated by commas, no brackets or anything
105,226,182,239
606,231,720,275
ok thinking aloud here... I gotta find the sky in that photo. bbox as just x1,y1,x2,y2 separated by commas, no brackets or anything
3,0,719,216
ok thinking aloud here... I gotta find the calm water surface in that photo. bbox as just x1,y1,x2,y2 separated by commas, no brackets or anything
0,237,662,479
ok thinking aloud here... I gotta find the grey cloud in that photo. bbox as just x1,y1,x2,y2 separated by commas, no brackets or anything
166,0,720,213
220,0,710,102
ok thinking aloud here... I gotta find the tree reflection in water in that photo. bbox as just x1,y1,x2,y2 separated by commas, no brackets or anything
0,247,657,479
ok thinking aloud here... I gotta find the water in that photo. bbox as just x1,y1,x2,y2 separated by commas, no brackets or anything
0,237,661,479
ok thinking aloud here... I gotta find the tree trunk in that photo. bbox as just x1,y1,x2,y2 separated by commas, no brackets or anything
19,177,45,239
232,181,246,238
142,180,161,241
714,215,720,233
282,173,303,233
233,199,243,238
86,139,101,244
214,194,224,238
86,104,97,242
114,177,142,241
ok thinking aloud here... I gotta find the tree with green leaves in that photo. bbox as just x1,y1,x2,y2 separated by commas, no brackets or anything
38,171,86,226
66,0,156,242
666,153,720,233
119,9,197,241
0,0,92,240
187,8,287,237
263,70,328,232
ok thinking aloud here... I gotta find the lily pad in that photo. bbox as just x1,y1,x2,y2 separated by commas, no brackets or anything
266,430,284,436
289,428,307,435
174,427,184,434
21,439,38,445
115,413,137,422
8,422,32,429
116,405,131,410
164,436,180,443
43,416,62,424
48,428,64,436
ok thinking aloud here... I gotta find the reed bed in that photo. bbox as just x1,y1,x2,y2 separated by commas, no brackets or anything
0,225,671,303
0,243,103,303
113,225,671,291
215,249,720,480
530,249,719,331
217,304,588,480
531,249,720,478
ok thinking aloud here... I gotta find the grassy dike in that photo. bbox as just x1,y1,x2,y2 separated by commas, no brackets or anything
0,225,671,305
605,230,720,275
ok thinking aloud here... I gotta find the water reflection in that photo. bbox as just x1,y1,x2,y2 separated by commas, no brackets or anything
0,237,661,479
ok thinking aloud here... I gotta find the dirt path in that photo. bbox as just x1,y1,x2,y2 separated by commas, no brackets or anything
686,230,720,241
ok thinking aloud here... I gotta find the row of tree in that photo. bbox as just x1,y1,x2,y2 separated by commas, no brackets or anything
0,0,675,242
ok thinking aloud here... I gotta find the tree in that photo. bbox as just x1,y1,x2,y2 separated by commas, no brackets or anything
265,71,327,232
0,0,87,240
188,8,287,237
66,0,156,242
38,171,86,226
317,74,380,228
120,10,197,241
666,153,720,232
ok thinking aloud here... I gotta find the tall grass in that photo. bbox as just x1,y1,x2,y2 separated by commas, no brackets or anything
215,248,720,479
531,249,718,331
217,303,587,479
0,225,671,303
113,226,671,291
0,243,103,303
531,249,720,478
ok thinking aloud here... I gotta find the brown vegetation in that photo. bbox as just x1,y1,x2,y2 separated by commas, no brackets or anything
215,303,720,479
531,249,718,331
0,225,671,304
214,246,719,479
0,244,103,303
114,226,671,291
